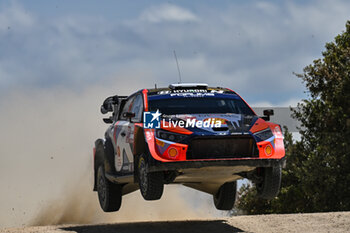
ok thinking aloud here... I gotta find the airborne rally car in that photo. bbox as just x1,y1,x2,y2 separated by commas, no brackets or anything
93,83,285,211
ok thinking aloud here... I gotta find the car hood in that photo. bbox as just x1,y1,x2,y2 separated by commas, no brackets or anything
161,113,258,135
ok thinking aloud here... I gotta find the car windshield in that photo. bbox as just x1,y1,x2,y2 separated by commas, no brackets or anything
148,97,255,115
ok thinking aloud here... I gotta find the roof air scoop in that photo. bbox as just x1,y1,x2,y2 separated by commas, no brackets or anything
169,83,208,90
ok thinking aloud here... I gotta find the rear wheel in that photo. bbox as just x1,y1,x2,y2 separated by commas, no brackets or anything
213,181,237,210
138,153,164,200
256,166,282,200
97,166,122,212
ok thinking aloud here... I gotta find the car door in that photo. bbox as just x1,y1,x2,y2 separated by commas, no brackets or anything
114,94,143,173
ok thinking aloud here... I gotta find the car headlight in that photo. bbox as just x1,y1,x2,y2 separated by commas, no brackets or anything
254,128,274,141
156,129,187,143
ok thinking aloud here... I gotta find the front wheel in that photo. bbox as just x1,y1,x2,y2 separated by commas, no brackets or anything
138,153,164,200
213,181,237,210
256,166,282,200
97,166,122,212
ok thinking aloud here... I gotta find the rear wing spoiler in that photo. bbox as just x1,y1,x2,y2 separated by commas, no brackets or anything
101,95,128,123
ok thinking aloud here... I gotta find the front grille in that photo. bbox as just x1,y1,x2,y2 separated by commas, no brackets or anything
187,135,258,160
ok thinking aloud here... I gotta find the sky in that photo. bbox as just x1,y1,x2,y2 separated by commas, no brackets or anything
1,0,349,105
0,0,349,228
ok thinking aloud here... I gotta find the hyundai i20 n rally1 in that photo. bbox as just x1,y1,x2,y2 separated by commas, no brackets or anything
93,83,285,211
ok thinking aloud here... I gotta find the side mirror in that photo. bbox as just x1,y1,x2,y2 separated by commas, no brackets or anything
262,109,274,121
101,95,119,114
123,112,136,119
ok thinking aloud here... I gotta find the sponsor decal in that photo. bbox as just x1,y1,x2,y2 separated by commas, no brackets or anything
172,89,207,93
156,139,165,147
168,147,178,158
145,131,153,141
157,89,224,95
265,145,272,156
170,93,215,97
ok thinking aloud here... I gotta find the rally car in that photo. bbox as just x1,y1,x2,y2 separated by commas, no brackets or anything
93,83,285,212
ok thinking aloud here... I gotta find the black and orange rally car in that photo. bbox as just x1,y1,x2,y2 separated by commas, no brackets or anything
93,83,285,211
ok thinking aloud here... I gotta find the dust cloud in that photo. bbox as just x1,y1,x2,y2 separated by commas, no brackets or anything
30,171,217,226
0,82,219,229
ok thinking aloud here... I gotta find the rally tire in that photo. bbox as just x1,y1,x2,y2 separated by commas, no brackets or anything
97,166,122,212
213,181,237,210
256,166,282,200
138,153,164,200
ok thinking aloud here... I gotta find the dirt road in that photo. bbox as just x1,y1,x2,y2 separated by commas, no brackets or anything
1,211,349,233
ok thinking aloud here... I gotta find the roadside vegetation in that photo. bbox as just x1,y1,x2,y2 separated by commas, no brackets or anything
236,21,350,214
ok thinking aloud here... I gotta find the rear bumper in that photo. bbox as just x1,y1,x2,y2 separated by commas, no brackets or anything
148,157,286,172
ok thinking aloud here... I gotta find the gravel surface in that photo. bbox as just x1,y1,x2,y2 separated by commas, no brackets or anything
2,212,350,233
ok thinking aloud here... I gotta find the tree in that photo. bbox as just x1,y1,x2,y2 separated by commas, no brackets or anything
236,21,350,214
